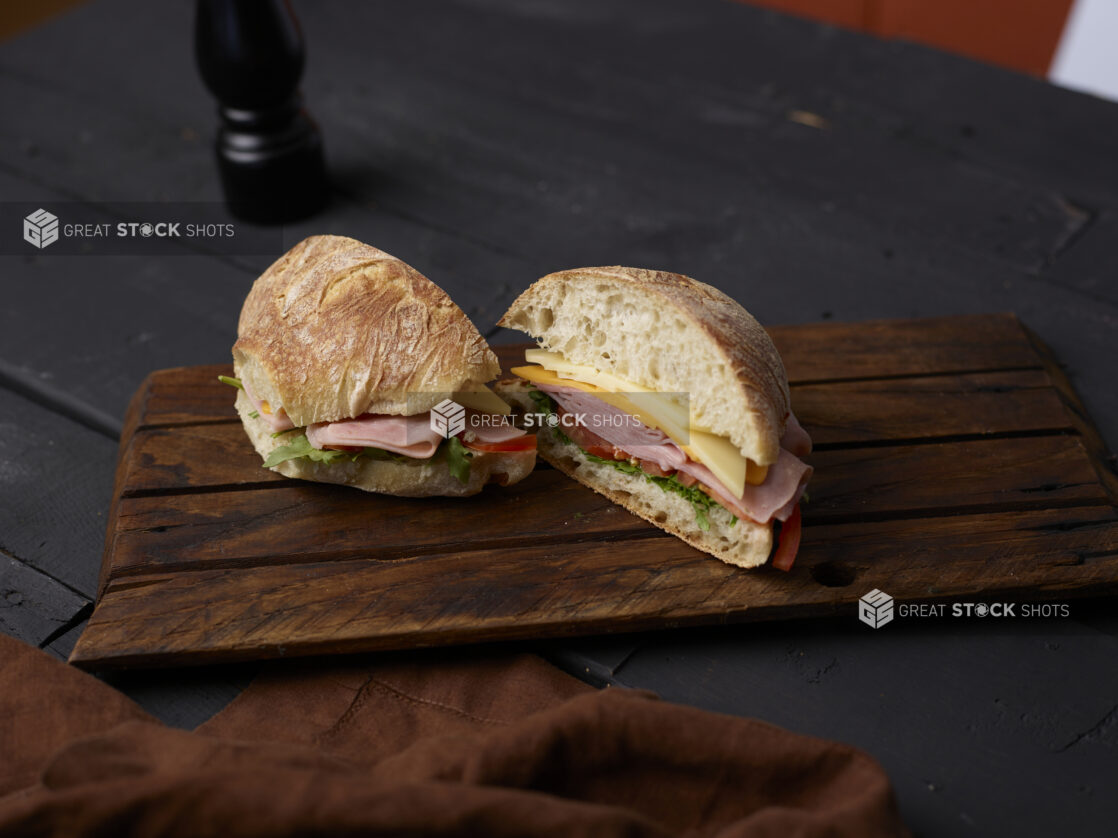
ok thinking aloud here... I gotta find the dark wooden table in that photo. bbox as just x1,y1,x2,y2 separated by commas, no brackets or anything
2,1,1117,834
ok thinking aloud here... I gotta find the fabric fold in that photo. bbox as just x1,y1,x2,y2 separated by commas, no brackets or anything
0,636,908,837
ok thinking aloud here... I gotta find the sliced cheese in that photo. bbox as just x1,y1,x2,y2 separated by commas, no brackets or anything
512,356,767,496
452,384,512,416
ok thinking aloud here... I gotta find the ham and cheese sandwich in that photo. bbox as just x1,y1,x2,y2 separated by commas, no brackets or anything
226,235,536,496
495,266,811,570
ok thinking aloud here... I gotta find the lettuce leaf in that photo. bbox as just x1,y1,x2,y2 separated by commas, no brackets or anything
263,434,352,468
444,436,473,484
527,387,553,413
263,434,415,469
584,452,642,477
527,386,573,445
653,473,717,531
585,452,719,531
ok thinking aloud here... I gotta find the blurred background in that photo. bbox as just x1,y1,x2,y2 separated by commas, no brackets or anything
4,0,1116,100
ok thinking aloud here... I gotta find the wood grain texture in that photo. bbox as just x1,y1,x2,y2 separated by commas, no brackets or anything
69,314,1118,669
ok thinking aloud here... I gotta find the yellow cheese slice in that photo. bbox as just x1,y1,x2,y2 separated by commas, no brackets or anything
452,384,512,416
512,356,766,496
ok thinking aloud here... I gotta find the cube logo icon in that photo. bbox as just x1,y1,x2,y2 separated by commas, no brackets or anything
859,589,894,629
430,398,466,439
23,208,59,249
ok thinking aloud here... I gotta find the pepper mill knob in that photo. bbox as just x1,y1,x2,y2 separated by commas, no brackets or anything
195,0,328,223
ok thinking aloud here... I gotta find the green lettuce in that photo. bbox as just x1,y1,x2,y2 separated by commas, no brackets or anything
263,434,417,469
444,436,473,484
527,387,573,445
653,472,718,532
584,453,721,532
263,434,351,468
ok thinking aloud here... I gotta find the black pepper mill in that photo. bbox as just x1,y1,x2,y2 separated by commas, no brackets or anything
195,0,328,223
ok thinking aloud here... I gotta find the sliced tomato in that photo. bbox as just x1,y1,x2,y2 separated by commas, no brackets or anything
771,503,802,572
461,434,537,453
583,442,620,459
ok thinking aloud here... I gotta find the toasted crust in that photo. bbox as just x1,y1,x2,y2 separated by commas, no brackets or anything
236,390,535,497
234,236,499,427
498,266,790,466
495,380,772,568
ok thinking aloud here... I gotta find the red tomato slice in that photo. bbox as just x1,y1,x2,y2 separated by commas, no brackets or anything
461,434,537,453
583,443,620,459
771,503,802,572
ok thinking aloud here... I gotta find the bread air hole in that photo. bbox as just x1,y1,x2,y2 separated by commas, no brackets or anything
535,307,554,331
654,511,667,523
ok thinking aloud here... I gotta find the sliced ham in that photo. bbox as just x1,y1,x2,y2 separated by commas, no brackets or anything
306,408,526,459
463,411,528,444
307,414,443,459
242,381,295,433
781,412,812,458
540,384,812,525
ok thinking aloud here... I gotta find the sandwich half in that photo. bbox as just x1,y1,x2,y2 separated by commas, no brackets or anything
226,235,536,496
496,266,812,569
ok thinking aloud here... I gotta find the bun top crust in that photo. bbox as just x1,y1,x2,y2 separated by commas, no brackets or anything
234,236,499,426
498,266,790,466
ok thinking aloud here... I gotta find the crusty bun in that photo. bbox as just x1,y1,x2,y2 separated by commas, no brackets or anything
495,380,772,568
498,266,789,467
234,235,499,427
236,390,535,497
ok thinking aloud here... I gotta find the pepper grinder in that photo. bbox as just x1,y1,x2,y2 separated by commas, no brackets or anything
195,0,328,223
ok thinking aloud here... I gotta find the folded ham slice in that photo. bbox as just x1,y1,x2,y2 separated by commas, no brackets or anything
539,384,811,525
781,412,813,458
242,381,295,433
307,409,527,459
307,414,444,458
462,413,528,445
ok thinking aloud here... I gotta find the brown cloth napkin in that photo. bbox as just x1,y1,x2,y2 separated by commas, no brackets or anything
0,635,908,837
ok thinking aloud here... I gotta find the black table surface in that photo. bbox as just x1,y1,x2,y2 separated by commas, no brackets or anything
3,0,1117,834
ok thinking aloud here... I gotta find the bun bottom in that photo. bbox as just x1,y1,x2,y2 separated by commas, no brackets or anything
236,391,535,497
496,380,773,569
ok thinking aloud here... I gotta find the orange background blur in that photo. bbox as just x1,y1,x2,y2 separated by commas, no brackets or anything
744,0,1075,75
1,0,1078,78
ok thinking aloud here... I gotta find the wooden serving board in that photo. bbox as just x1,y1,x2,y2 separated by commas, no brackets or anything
70,314,1118,669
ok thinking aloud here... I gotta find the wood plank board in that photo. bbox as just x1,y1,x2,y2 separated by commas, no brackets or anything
69,314,1118,669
